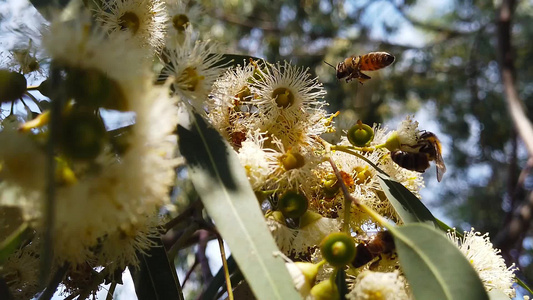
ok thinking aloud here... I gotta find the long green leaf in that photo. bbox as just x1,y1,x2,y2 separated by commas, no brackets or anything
177,111,300,300
0,223,31,264
129,237,184,300
515,277,533,295
377,174,438,226
391,223,488,300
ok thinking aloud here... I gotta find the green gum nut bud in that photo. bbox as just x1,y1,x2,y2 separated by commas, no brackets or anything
270,211,287,225
60,110,107,161
281,152,305,170
299,211,322,228
320,232,357,268
385,131,401,151
309,279,339,300
65,67,127,111
294,262,320,285
0,69,27,103
278,191,308,219
347,120,374,147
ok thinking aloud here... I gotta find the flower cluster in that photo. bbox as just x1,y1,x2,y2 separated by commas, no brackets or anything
0,0,521,299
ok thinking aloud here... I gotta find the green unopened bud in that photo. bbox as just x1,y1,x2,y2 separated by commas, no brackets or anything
299,211,322,228
0,69,27,103
281,152,305,170
385,131,401,151
65,67,127,111
294,262,320,285
347,120,374,147
278,191,308,219
320,232,357,268
60,111,107,161
309,279,339,300
270,210,287,225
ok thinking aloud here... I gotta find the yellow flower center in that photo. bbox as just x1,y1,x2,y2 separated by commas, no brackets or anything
119,12,140,34
367,291,384,300
178,67,204,91
235,86,252,105
272,87,294,108
172,14,190,32
281,152,305,170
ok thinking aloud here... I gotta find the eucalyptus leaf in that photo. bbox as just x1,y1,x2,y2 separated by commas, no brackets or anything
29,0,76,21
377,174,438,226
515,277,533,296
177,110,300,300
129,237,184,300
0,222,31,264
391,223,489,300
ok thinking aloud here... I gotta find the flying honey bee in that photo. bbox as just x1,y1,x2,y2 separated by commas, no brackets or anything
352,231,395,268
390,131,447,182
326,52,395,84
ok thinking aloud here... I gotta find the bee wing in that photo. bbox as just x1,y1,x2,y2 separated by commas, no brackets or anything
434,151,446,182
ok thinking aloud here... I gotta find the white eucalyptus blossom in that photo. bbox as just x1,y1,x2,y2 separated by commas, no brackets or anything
95,0,167,52
448,228,518,297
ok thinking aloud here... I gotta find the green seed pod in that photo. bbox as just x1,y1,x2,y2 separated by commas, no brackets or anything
278,191,308,219
347,120,374,147
384,131,401,151
60,110,107,161
320,232,357,268
309,279,339,300
281,152,305,170
0,69,27,103
65,67,127,111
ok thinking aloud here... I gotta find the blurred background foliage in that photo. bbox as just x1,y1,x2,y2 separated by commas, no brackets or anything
188,0,533,292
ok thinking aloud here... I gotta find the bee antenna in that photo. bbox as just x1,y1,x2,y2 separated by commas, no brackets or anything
323,61,336,70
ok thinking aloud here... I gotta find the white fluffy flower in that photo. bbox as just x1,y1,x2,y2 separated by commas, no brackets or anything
163,28,226,113
347,270,410,300
95,0,167,52
250,61,327,148
165,0,203,45
447,228,517,297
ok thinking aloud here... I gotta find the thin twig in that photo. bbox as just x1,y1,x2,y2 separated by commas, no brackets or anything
38,264,69,300
181,257,199,288
106,282,117,300
40,64,62,286
215,232,233,300
328,157,354,233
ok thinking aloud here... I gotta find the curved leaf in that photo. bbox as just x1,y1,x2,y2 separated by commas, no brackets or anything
129,237,184,300
377,174,438,226
391,223,489,300
177,110,299,300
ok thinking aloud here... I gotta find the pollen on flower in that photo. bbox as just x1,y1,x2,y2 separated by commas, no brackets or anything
346,270,410,300
163,28,226,113
95,0,167,52
447,228,518,297
165,0,203,45
396,115,419,148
